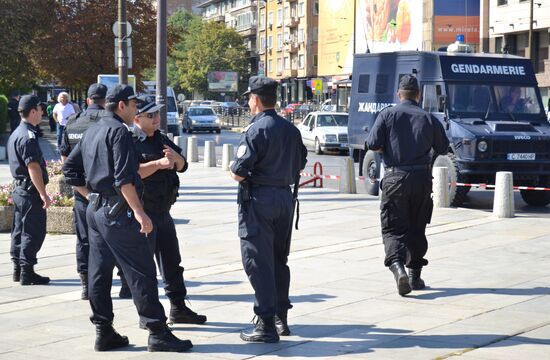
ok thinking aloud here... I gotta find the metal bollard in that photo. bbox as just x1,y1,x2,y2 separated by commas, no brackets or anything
175,136,187,158
339,157,357,194
493,171,514,218
432,166,450,208
187,136,198,163
204,140,216,167
222,144,234,171
0,146,6,161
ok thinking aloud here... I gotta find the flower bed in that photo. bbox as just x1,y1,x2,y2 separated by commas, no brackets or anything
45,161,73,198
0,184,14,232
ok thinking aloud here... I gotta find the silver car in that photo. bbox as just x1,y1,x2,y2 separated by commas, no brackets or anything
297,112,348,154
183,106,221,133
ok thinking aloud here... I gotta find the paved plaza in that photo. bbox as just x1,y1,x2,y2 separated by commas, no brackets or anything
0,133,550,359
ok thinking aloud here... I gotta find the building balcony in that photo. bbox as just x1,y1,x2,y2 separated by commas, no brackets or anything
247,49,259,58
236,24,257,37
290,69,298,77
229,1,257,14
205,14,225,22
286,17,299,28
285,43,299,53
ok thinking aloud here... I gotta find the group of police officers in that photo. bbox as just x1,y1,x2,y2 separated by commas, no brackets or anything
7,74,446,352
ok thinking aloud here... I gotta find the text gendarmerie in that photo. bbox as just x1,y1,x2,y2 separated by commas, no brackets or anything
451,63,526,76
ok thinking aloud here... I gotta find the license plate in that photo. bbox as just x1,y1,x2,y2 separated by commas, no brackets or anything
507,153,535,160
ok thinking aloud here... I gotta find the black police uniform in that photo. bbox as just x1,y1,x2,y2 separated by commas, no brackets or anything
8,117,48,277
62,111,168,328
60,103,104,277
366,77,448,294
231,101,307,332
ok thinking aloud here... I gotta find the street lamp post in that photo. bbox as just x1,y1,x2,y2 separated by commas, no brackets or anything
118,0,128,84
156,0,168,132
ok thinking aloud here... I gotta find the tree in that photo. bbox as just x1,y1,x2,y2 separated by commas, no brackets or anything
0,0,56,94
172,20,248,97
34,0,158,90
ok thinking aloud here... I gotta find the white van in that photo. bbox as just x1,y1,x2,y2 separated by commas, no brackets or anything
143,81,181,136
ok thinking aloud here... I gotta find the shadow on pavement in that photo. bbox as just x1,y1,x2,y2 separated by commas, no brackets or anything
411,286,550,300
188,293,335,304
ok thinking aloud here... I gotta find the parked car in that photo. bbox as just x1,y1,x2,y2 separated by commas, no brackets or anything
183,106,221,133
219,101,242,115
283,103,302,116
297,112,349,154
295,104,316,119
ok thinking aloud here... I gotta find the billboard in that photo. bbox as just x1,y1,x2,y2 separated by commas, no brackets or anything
434,0,480,45
356,0,423,53
207,71,238,92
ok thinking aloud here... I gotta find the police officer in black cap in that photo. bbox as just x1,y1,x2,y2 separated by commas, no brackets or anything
8,95,51,285
131,95,207,325
367,74,449,296
60,83,107,300
62,85,193,353
230,76,307,343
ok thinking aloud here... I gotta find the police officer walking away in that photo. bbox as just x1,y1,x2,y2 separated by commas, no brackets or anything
7,91,21,133
132,95,207,325
62,85,192,353
8,95,51,285
59,83,107,300
366,75,449,296
230,76,307,343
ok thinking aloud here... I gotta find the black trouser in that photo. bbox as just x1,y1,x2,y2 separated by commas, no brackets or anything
146,210,187,301
86,199,166,327
10,187,46,267
238,185,294,319
73,193,89,274
380,169,433,269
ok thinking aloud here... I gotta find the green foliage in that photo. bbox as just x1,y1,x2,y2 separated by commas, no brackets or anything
0,95,7,134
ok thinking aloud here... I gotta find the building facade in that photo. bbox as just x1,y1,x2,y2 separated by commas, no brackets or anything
482,0,550,107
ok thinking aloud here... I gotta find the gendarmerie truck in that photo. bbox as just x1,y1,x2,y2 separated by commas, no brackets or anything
348,51,550,206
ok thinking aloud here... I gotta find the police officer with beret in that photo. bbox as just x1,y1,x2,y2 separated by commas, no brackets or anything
62,85,192,353
8,95,51,285
367,75,449,296
60,83,107,300
132,95,207,325
230,76,307,343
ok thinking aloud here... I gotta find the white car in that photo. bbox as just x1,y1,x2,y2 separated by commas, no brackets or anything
183,106,221,133
297,112,349,154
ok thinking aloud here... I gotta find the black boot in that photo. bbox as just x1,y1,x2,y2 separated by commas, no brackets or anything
13,263,21,282
94,323,129,351
169,299,207,324
240,317,280,343
389,261,411,296
118,275,132,299
79,272,89,300
147,323,193,352
409,268,426,290
274,310,290,336
20,266,50,285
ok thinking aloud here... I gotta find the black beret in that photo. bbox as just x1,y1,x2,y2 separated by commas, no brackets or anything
136,95,163,115
242,76,278,96
87,83,107,100
399,74,419,92
105,84,137,103
18,95,41,113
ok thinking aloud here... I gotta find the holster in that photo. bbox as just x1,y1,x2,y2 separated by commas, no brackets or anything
107,187,128,218
88,193,101,211
237,181,251,204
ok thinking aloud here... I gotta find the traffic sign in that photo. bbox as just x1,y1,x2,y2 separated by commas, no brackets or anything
112,21,132,38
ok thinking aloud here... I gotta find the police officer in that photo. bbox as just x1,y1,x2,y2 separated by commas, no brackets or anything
8,95,51,285
230,76,307,343
62,85,192,353
60,83,107,300
366,75,449,296
132,95,207,325
7,91,20,134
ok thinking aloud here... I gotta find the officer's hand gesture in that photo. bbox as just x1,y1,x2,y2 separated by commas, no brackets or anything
134,210,153,235
157,157,174,169
41,193,51,209
163,145,178,163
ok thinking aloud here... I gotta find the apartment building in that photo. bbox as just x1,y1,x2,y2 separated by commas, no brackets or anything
482,0,550,106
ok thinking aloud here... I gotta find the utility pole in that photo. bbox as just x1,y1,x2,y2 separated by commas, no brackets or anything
118,0,128,84
156,0,168,132
528,0,534,61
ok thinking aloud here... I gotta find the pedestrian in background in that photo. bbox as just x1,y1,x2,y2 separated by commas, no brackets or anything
366,75,449,296
46,98,57,132
52,92,75,150
7,91,21,134
230,76,307,343
7,95,51,285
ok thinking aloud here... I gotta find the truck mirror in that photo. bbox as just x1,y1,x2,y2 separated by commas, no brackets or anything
438,95,447,113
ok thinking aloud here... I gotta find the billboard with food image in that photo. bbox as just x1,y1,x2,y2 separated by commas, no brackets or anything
356,0,423,53
318,1,355,76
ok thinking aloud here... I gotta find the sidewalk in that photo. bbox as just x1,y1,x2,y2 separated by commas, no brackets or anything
1,158,550,359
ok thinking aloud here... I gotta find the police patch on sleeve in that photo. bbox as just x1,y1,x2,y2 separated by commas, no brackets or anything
28,130,35,139
237,145,247,158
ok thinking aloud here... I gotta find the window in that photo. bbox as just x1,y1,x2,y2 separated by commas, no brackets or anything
277,8,283,27
259,11,265,30
260,36,266,50
284,31,290,43
268,11,273,26
421,84,443,113
268,35,273,49
284,57,290,70
312,27,318,42
267,59,272,73
358,74,370,93
303,114,312,127
277,58,282,73
375,74,388,94
299,54,305,69
298,29,304,43
497,0,507,5
313,55,318,67
298,2,305,17
314,0,319,15
277,34,283,50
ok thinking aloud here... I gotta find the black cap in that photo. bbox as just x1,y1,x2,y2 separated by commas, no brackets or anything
10,90,20,98
242,76,278,96
105,84,138,103
87,83,107,100
136,95,164,115
398,74,419,92
18,95,41,112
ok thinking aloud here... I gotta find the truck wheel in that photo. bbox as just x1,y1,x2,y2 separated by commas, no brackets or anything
432,153,469,207
314,138,323,155
362,150,381,196
520,179,550,206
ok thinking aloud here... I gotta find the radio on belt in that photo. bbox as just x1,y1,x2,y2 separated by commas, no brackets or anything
347,47,550,208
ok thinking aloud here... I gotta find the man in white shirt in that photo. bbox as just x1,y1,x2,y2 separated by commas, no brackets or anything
52,92,75,150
